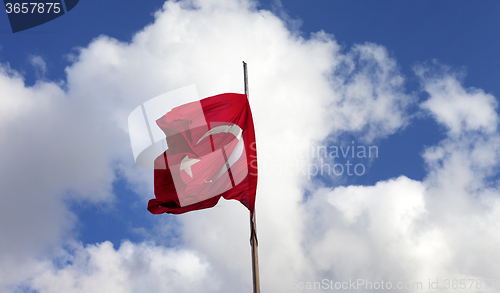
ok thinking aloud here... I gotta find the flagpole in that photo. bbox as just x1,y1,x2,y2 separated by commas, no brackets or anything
243,61,260,293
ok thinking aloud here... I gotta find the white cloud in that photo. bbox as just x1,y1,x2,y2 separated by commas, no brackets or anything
304,177,447,284
29,55,47,78
417,64,498,135
294,67,500,291
0,56,130,266
330,43,414,141
2,241,218,293
3,0,500,292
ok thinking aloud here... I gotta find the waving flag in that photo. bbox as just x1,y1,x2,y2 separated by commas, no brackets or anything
129,64,261,293
147,93,257,214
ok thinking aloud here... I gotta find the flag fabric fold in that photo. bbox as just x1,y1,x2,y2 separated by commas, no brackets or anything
147,93,257,214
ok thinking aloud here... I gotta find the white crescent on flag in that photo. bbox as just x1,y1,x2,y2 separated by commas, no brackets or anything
195,124,245,182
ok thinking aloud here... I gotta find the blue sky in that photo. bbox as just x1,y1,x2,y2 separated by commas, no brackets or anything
1,1,500,292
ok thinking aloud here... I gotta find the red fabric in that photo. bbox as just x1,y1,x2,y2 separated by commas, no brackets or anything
147,93,258,214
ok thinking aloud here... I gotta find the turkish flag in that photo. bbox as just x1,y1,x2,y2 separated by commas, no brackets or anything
147,93,258,214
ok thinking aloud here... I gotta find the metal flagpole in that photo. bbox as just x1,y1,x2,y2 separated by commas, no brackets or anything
243,61,260,293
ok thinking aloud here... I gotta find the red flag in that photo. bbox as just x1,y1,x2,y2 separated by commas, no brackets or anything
147,93,257,214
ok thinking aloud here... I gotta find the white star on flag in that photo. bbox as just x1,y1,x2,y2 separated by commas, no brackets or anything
180,155,200,178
